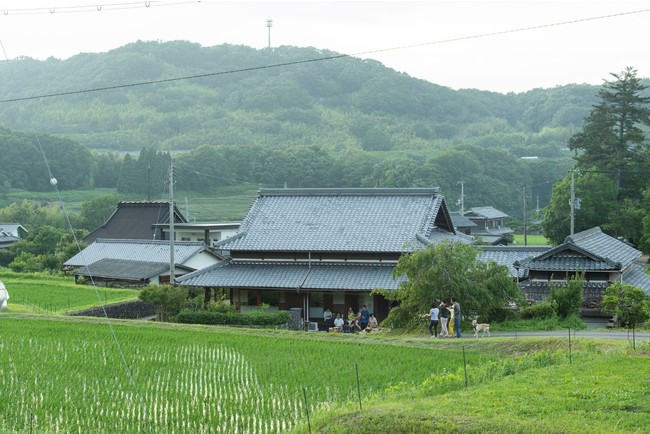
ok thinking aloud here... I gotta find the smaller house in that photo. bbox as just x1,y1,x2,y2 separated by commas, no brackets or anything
0,223,27,249
64,239,223,287
464,206,514,245
153,222,240,245
82,201,187,244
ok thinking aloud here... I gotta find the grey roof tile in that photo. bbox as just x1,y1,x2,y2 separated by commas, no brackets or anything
465,206,509,219
479,246,550,278
75,259,171,280
622,263,650,294
177,260,404,292
217,188,453,253
566,227,640,267
64,239,210,267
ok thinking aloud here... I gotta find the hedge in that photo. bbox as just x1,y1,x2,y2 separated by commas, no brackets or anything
174,309,292,327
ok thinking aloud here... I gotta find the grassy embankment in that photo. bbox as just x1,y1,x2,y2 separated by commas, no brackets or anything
1,270,138,314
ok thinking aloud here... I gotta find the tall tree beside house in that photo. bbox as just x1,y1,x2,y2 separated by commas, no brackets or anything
541,171,618,245
568,67,650,199
382,241,520,328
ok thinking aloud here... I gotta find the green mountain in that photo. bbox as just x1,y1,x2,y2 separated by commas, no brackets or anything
0,40,603,156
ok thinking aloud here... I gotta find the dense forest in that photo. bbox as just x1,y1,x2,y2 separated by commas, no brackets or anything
0,41,648,220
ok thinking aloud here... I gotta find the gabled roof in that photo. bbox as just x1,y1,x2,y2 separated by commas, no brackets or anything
518,227,640,271
74,259,193,281
82,201,187,244
215,188,457,253
64,239,219,268
464,206,509,220
177,259,405,292
0,223,27,237
565,227,640,267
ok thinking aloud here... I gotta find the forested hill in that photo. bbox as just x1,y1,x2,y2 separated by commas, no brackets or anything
0,40,608,156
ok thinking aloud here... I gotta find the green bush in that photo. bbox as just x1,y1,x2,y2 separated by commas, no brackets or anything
551,276,583,319
521,299,557,320
174,309,291,327
487,306,519,323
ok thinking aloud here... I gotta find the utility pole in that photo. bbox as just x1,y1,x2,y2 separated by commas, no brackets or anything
570,169,575,235
169,158,175,285
266,18,273,48
457,181,465,214
569,169,581,235
523,186,527,246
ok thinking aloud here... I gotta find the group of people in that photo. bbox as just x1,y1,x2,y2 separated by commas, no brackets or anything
428,298,461,338
324,305,379,332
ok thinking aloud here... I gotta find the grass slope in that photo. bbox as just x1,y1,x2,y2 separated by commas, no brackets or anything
292,339,650,433
1,271,138,314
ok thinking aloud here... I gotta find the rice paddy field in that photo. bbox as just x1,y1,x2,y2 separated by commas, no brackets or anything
0,316,494,433
2,272,649,433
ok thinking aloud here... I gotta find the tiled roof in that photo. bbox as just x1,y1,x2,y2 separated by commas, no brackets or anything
216,188,455,253
622,263,650,294
83,201,187,244
449,212,477,228
465,206,509,219
518,227,640,272
522,251,618,271
177,260,404,292
565,227,640,267
64,239,211,267
75,259,171,280
479,246,550,278
0,223,27,237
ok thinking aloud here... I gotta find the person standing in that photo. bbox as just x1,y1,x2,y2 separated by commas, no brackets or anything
428,302,440,337
359,305,370,330
451,297,462,338
439,300,450,337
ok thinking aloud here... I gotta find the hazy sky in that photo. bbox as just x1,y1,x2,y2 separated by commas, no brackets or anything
1,0,648,93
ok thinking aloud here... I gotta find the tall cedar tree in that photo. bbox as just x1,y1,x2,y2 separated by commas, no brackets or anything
568,67,650,198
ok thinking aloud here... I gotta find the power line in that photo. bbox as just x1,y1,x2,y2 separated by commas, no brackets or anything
1,7,649,104
0,1,200,15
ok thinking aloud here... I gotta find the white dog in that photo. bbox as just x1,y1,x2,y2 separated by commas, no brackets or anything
471,319,490,338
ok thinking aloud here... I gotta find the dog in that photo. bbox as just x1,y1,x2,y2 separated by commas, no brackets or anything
471,319,490,338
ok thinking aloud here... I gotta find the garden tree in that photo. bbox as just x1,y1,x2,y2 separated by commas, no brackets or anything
602,198,645,247
77,193,122,231
139,284,191,322
550,273,584,319
541,170,618,245
601,282,650,330
568,67,650,198
380,241,520,328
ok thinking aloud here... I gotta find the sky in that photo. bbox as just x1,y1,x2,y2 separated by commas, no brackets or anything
0,0,649,93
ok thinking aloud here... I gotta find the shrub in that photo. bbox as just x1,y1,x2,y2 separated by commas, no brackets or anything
551,275,583,318
521,299,557,319
487,306,519,323
174,309,291,327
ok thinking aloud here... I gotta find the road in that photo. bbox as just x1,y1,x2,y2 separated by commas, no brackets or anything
490,330,650,340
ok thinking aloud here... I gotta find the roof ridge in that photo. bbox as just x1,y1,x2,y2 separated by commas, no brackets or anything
259,187,441,197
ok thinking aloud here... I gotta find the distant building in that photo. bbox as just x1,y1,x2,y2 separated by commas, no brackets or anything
0,223,27,249
153,222,240,246
464,206,514,245
64,239,223,287
82,201,187,244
